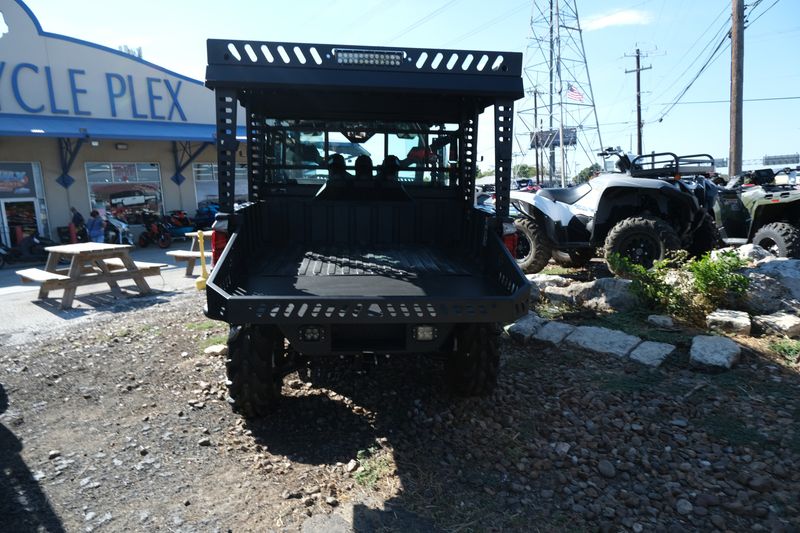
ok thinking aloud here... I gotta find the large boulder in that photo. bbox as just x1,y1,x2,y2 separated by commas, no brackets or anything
712,244,771,263
542,278,638,312
706,309,751,336
565,326,641,358
690,335,741,370
743,260,800,315
527,274,572,302
753,311,800,338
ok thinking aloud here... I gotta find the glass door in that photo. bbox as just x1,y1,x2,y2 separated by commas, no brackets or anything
0,199,40,247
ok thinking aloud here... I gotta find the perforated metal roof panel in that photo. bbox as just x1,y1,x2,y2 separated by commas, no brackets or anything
205,40,523,121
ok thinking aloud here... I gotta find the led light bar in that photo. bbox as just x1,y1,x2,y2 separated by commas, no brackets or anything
334,48,405,67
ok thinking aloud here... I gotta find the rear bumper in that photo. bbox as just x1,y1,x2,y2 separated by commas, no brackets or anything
204,226,531,334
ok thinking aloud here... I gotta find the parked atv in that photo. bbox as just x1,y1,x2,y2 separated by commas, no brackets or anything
511,149,715,275
686,167,800,257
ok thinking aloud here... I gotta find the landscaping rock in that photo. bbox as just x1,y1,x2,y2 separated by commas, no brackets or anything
646,315,674,328
532,321,576,345
203,344,228,356
564,326,641,358
690,335,741,370
753,311,800,338
580,278,638,313
542,278,637,312
506,312,547,343
706,309,751,336
744,259,800,314
526,274,572,302
541,285,579,306
629,341,675,367
713,244,771,263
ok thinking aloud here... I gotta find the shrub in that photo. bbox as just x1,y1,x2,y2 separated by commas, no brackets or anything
607,251,749,325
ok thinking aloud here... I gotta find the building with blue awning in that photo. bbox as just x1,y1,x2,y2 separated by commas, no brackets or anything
0,0,245,245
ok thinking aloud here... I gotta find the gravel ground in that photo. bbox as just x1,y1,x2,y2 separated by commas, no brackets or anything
1,291,799,532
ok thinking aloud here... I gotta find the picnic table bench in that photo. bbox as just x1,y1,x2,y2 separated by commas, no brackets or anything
166,231,210,276
16,242,166,309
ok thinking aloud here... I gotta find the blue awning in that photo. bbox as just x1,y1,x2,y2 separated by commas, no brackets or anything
0,113,244,142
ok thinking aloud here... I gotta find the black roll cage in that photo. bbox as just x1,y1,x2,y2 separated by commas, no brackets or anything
205,40,523,225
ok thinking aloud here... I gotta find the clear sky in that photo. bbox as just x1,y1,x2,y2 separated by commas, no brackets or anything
23,0,800,175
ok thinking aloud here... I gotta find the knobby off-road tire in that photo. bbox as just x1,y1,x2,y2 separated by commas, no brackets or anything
514,217,552,274
604,216,681,274
446,324,499,396
226,325,284,417
687,212,721,258
551,248,594,268
753,222,800,258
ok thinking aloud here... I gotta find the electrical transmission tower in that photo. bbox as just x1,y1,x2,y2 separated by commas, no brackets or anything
517,0,603,186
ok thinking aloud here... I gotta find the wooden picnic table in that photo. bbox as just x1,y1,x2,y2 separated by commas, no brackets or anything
166,230,211,276
15,242,165,310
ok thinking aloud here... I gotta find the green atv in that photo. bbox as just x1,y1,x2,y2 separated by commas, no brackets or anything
692,167,800,257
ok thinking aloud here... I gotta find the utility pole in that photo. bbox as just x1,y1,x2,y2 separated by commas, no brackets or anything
534,90,541,184
625,48,651,156
729,0,744,176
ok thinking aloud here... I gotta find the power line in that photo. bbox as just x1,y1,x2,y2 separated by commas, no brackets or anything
652,0,784,124
745,0,781,27
384,0,460,45
443,1,529,48
659,95,800,105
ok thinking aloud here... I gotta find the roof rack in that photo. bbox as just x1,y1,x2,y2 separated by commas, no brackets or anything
205,40,523,104
629,152,715,178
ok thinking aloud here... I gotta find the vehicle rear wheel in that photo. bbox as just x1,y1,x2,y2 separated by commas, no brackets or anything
226,325,284,417
138,234,150,248
514,217,552,274
446,324,499,396
604,216,680,274
688,212,720,257
753,222,800,258
551,248,594,268
157,232,173,249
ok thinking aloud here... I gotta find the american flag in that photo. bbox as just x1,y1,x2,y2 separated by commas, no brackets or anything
566,83,585,103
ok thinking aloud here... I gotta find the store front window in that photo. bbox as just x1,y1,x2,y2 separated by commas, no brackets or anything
0,161,48,246
86,162,162,225
193,163,248,210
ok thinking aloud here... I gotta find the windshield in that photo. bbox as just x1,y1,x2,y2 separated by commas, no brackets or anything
265,121,460,187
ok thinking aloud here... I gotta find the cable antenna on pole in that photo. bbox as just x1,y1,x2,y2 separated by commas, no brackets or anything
517,0,603,186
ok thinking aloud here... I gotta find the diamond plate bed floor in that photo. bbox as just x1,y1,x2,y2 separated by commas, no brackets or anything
240,245,498,298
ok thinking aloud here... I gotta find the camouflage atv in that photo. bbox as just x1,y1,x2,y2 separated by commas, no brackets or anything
688,167,800,257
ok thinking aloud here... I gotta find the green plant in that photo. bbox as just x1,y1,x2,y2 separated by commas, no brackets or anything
606,251,749,325
769,338,800,363
353,447,393,488
687,251,749,302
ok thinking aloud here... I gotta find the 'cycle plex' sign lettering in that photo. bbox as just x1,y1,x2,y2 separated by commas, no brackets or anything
0,0,215,124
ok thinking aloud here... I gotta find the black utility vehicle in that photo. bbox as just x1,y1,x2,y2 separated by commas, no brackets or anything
204,40,530,415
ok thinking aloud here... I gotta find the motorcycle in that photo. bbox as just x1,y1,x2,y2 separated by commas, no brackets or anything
163,210,195,241
138,211,172,248
104,215,134,245
0,231,60,268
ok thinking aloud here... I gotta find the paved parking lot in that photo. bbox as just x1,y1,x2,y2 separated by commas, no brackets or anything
0,245,208,345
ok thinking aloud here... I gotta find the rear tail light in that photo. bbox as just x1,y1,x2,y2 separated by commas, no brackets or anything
501,222,518,255
210,216,229,266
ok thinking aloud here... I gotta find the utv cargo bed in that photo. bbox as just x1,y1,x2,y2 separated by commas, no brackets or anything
246,245,493,298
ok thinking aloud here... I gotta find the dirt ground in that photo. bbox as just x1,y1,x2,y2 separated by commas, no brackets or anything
1,290,798,532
